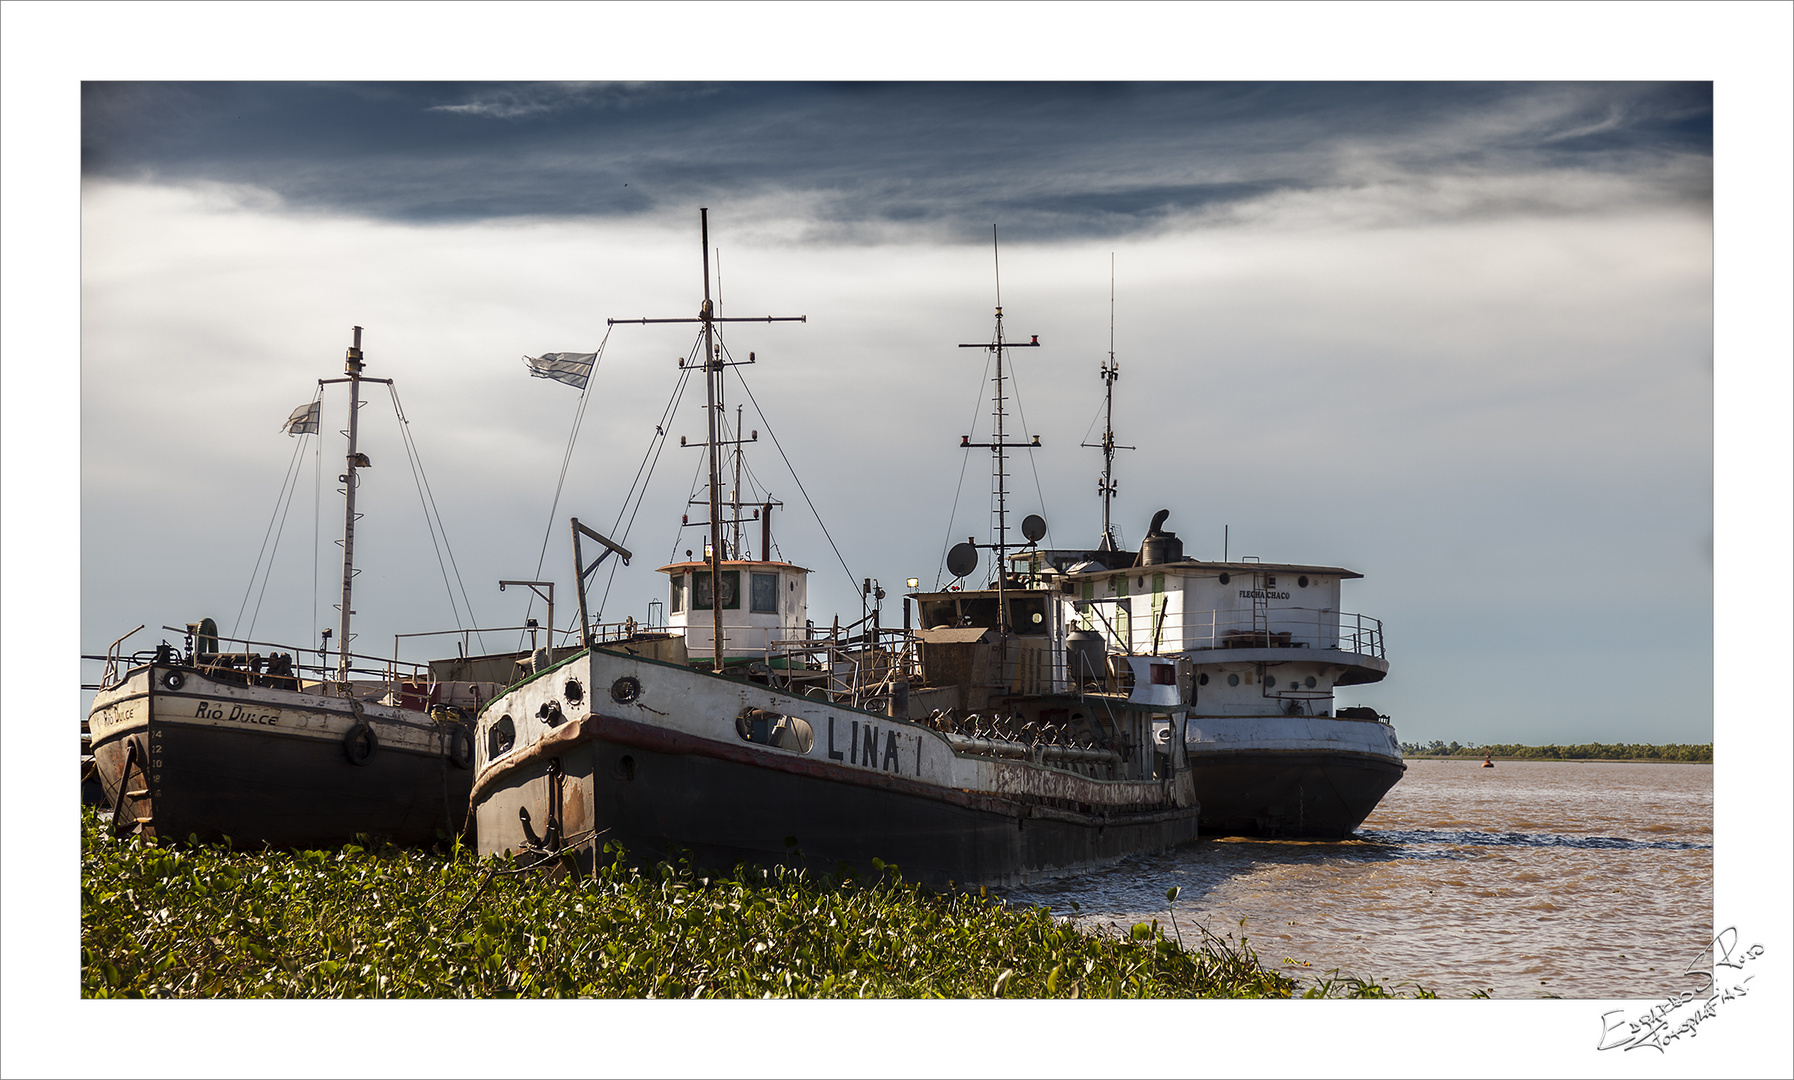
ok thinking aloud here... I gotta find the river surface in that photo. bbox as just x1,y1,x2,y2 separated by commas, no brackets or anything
1005,758,1714,998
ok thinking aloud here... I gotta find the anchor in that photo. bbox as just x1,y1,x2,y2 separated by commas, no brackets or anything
517,757,564,852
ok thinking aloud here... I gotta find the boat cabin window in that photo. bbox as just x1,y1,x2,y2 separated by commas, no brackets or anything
958,597,999,628
734,707,814,753
751,572,778,614
669,574,684,614
693,570,740,610
1008,596,1049,635
920,599,958,629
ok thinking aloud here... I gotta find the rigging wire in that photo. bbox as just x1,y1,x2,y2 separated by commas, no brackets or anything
231,424,314,642
518,326,613,647
387,383,484,653
668,426,711,563
1003,354,1054,552
244,438,309,643
934,347,995,587
591,343,698,622
312,424,321,652
727,358,859,599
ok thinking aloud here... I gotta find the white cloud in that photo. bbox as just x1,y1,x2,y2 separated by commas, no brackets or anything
79,175,1713,746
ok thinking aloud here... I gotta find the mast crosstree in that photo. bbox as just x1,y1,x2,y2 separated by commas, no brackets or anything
1081,255,1133,551
956,227,1042,637
317,326,394,685
607,208,806,671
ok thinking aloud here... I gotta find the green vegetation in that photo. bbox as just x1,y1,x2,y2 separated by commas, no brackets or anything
80,808,1432,999
1400,741,1711,763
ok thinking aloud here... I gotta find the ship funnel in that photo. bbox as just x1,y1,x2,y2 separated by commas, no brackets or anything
1141,509,1183,565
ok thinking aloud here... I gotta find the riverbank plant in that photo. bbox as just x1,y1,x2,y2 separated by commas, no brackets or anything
1401,742,1711,762
81,808,1429,999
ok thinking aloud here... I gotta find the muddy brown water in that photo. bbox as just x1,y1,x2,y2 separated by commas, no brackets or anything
1006,758,1713,998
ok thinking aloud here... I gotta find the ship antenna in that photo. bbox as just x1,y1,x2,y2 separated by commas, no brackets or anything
1083,253,1133,551
958,225,1041,635
606,209,806,672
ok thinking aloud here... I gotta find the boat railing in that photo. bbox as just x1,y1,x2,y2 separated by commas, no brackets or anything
153,624,438,697
100,624,146,687
389,621,643,668
1107,607,1385,659
761,625,920,711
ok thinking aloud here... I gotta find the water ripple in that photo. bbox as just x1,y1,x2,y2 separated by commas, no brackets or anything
1358,828,1711,852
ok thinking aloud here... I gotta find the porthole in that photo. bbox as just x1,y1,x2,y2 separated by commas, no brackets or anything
489,714,516,759
1266,575,1277,587
610,676,642,704
1298,575,1309,588
735,707,815,753
564,678,585,705
1227,673,1240,687
1305,675,1317,688
1218,572,1231,585
1198,673,1210,686
1265,676,1278,689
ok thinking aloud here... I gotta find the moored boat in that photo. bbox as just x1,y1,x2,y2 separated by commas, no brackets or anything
470,211,1201,887
87,329,489,848
904,259,1404,839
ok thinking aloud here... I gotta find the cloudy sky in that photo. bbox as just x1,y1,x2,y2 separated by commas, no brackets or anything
73,77,1719,745
7,5,1792,1074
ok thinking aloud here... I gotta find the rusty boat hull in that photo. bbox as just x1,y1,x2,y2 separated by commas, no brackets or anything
472,648,1200,889
89,664,474,848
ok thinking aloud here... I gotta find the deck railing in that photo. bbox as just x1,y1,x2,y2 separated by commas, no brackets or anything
1075,604,1385,660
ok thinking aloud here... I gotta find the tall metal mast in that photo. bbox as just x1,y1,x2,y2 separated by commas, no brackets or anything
607,208,805,672
958,227,1041,635
313,326,394,684
1083,254,1133,550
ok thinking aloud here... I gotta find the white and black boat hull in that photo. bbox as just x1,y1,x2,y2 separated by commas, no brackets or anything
473,650,1200,888
1184,714,1405,838
89,665,474,848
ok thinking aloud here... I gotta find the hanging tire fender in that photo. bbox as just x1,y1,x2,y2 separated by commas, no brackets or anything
343,722,378,765
447,725,474,770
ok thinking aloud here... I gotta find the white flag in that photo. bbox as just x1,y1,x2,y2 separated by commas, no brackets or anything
524,352,596,389
283,401,320,435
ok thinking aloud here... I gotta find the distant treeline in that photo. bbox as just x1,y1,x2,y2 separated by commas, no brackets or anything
1400,741,1711,763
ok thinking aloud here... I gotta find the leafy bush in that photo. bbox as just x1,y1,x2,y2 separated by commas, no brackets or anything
83,808,1335,999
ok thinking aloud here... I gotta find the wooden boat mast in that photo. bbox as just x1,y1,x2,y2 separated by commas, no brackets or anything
608,209,805,671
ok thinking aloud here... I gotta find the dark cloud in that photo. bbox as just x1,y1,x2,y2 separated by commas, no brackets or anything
81,82,1710,239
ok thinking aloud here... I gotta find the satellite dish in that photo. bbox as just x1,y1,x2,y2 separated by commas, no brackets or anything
1021,514,1047,543
946,542,979,579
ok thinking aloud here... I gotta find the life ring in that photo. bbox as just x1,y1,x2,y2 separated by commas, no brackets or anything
161,670,185,692
342,722,378,765
447,726,474,769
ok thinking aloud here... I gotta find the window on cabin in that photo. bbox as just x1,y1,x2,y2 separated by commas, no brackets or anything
693,570,740,610
959,597,999,628
1009,596,1048,635
751,572,778,614
669,574,684,614
920,600,958,629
